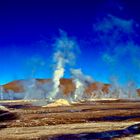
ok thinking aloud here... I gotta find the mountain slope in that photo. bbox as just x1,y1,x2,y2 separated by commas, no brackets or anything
3,79,109,95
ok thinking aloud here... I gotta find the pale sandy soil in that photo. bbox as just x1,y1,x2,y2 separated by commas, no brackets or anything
0,122,140,140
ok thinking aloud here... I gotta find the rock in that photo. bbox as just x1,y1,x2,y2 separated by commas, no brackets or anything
0,105,9,111
0,105,18,122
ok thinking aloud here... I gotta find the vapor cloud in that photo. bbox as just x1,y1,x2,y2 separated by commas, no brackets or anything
93,14,140,87
48,31,79,100
71,69,93,100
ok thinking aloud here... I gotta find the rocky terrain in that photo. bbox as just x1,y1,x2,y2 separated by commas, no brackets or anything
0,99,140,139
0,79,140,139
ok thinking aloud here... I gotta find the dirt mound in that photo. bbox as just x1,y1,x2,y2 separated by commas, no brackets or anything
43,99,70,107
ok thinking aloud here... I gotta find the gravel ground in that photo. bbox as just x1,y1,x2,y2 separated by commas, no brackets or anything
0,99,140,140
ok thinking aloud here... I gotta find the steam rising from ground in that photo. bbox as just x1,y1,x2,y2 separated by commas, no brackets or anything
71,69,93,101
48,31,78,100
108,77,138,99
1,15,140,103
22,79,46,100
93,14,140,99
94,15,140,85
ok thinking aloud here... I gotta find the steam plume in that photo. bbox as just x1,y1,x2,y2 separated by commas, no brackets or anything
48,31,78,100
93,14,140,98
109,77,138,99
22,79,46,100
71,69,93,100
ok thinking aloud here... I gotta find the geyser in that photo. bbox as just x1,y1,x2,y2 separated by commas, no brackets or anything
71,69,93,101
1,16,140,102
48,31,78,100
109,78,138,99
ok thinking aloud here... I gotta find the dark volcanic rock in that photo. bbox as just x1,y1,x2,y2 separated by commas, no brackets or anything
0,106,18,122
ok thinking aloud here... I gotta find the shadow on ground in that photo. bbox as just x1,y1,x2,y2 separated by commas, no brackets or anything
48,123,140,140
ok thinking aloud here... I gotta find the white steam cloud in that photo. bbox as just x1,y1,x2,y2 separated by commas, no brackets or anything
93,14,140,98
108,77,138,99
1,15,140,102
48,31,78,100
22,79,46,100
71,69,93,100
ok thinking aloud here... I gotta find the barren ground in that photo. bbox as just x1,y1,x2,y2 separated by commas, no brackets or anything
0,99,140,140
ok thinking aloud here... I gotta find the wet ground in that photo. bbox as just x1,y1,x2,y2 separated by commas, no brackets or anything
0,99,140,139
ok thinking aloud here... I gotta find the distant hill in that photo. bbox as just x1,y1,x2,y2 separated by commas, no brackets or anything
137,89,140,96
2,78,109,95
2,78,140,96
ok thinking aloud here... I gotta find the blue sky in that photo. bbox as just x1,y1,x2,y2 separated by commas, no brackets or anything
0,0,140,87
